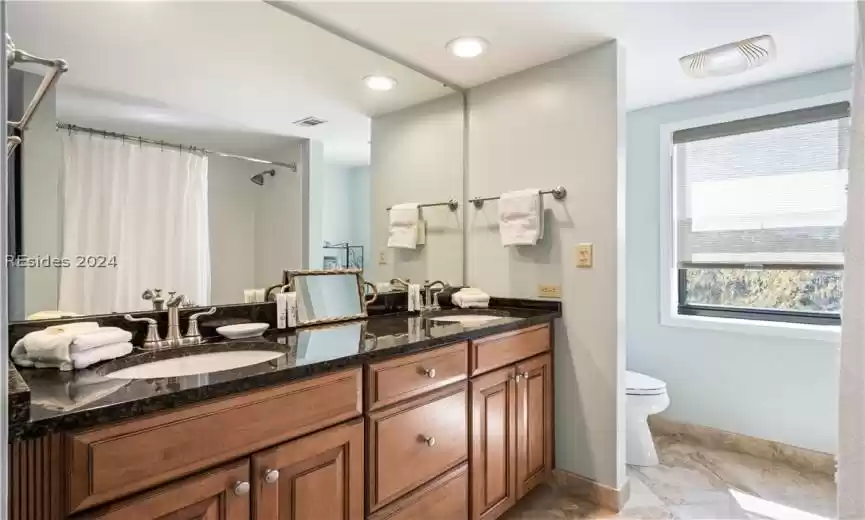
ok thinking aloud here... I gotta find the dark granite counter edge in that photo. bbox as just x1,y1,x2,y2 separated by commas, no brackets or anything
9,365,30,431
10,310,559,439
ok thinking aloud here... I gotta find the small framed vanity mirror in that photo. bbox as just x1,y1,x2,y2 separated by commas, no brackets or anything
286,269,377,327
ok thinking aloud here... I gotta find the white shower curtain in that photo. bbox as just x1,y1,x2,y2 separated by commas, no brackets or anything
58,132,211,315
839,3,865,518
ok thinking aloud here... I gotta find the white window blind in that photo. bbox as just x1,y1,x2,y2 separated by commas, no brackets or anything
674,102,851,268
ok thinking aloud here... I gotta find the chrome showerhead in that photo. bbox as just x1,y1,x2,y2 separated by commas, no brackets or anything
250,169,276,186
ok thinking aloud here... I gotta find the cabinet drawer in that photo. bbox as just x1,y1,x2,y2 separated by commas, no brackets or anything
368,464,468,520
470,324,550,376
368,384,468,511
367,342,467,410
67,368,362,513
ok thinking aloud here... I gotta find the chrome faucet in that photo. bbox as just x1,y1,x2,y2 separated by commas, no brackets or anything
166,293,185,345
125,294,217,350
423,281,448,313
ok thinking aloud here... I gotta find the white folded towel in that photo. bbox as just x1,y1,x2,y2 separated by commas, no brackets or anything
498,189,544,246
388,203,420,249
452,288,491,309
71,342,134,370
71,327,133,353
11,322,133,371
26,310,82,320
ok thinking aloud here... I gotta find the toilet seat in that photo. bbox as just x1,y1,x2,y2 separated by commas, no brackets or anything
626,370,666,396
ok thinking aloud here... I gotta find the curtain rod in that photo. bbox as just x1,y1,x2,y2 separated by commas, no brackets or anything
56,123,298,172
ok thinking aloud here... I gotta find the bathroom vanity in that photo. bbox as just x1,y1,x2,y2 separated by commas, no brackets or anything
8,306,558,520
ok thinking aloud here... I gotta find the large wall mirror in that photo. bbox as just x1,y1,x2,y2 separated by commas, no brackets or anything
6,1,465,321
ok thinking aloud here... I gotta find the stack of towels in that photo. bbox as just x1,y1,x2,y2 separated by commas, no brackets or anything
388,203,422,249
452,288,491,309
12,322,133,371
498,189,544,246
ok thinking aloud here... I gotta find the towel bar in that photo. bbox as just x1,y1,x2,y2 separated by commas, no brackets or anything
386,199,459,211
469,186,567,209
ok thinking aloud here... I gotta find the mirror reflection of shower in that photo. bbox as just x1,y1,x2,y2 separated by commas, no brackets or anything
250,169,276,186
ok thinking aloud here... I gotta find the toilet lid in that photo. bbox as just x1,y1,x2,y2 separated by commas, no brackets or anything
626,371,666,395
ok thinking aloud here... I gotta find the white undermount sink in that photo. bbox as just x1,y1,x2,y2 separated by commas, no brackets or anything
104,351,283,379
431,315,500,325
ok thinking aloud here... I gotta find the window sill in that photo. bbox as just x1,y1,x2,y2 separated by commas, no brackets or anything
661,312,841,343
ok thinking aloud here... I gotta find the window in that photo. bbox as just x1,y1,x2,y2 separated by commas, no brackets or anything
673,102,850,325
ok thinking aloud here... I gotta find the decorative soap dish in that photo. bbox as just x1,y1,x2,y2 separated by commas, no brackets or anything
216,322,270,339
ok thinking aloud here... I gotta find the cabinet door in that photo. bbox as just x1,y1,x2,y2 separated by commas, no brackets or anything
470,366,517,520
252,419,364,520
516,354,553,499
79,460,250,520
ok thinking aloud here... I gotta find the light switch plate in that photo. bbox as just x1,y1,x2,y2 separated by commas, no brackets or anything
577,243,593,268
537,284,562,298
378,250,388,265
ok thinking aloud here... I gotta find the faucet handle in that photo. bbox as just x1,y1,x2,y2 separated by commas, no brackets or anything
124,314,162,347
186,307,217,339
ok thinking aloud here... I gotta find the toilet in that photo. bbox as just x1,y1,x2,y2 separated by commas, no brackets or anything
626,370,669,467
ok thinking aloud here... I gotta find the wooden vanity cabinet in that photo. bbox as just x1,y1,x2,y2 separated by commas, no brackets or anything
469,325,553,520
78,459,251,520
252,419,365,520
10,322,555,520
470,366,518,520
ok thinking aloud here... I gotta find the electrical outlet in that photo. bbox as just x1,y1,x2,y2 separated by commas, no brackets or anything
576,243,593,268
378,250,388,265
537,284,562,298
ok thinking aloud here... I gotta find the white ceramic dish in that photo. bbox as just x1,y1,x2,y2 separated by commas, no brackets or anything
216,322,270,339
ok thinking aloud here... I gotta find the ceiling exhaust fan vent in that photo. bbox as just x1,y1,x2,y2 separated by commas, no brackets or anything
293,116,327,127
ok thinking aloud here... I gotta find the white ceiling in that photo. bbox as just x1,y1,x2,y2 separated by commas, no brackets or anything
8,1,453,164
293,1,856,109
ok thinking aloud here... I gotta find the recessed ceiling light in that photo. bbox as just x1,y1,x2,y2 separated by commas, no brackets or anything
679,35,776,78
364,75,397,91
446,36,489,58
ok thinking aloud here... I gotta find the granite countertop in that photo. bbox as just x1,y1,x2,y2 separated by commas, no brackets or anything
9,303,559,439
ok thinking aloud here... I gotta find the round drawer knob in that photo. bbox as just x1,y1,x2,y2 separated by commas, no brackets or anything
423,436,437,447
233,481,250,496
521,372,530,380
423,368,436,378
265,469,280,484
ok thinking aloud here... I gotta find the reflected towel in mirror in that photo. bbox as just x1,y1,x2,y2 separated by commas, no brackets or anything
387,203,420,249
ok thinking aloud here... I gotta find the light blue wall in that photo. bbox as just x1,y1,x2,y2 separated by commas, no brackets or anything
627,66,852,453
320,164,371,270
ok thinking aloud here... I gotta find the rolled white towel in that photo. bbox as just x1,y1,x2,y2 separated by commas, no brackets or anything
70,342,134,371
71,327,133,353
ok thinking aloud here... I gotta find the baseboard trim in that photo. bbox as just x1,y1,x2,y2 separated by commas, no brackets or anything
649,415,836,477
551,469,631,512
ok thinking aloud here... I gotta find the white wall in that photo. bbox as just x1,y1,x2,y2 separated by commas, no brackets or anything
208,156,257,305
627,66,852,454
253,140,305,287
11,72,63,319
467,42,626,489
370,93,464,285
320,164,370,269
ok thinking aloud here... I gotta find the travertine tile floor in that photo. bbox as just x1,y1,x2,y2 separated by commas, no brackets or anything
502,434,836,520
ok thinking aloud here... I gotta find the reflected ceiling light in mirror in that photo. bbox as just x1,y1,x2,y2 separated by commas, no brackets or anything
446,36,489,58
679,35,776,78
363,75,397,91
